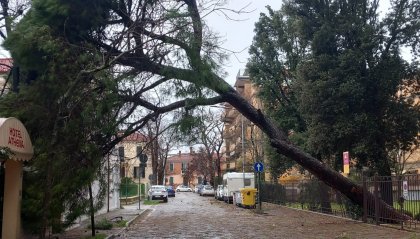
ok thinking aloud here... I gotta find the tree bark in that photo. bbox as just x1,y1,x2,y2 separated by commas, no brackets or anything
88,184,96,237
215,84,409,221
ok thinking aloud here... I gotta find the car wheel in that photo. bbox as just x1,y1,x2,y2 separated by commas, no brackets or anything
176,189,180,192
163,197,168,203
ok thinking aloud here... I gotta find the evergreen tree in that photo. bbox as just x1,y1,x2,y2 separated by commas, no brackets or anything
3,1,418,227
249,1,419,180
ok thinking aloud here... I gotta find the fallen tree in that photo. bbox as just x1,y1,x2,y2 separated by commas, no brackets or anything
7,0,416,223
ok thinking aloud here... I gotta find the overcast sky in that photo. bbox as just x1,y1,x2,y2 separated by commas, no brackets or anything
204,1,283,85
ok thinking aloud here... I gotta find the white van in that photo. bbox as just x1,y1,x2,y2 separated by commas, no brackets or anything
222,172,255,203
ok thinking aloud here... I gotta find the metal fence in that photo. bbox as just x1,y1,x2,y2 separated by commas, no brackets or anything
260,174,420,229
119,184,145,197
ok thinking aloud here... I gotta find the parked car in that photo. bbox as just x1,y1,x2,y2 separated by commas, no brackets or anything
200,185,215,196
148,185,168,202
176,185,193,192
166,186,176,197
196,184,205,194
194,184,202,193
215,185,224,200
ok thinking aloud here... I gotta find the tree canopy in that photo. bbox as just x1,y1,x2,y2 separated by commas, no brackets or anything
248,0,420,177
1,0,418,235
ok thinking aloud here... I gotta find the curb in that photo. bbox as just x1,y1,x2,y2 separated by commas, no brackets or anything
106,209,151,239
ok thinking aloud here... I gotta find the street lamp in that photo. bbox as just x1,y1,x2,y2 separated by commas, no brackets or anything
137,146,148,210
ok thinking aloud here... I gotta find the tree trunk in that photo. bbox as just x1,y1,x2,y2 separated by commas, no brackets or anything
88,184,96,237
217,86,409,221
39,160,52,239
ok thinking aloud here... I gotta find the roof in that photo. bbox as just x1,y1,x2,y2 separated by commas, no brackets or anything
118,131,148,142
0,58,12,74
167,153,194,163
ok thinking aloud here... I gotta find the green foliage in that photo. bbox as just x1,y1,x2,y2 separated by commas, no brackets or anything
82,234,107,239
0,0,122,234
114,220,128,228
143,200,160,205
87,218,112,230
342,197,363,220
0,147,13,161
248,0,420,176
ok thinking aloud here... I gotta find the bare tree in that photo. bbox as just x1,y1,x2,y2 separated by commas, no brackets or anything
195,107,225,185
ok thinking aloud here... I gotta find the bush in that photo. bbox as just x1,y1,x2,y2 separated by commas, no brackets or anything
114,220,127,227
343,199,363,220
87,218,113,230
82,234,107,239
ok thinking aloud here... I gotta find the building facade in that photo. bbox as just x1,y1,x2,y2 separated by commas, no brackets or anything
116,132,153,185
165,150,197,187
222,69,265,175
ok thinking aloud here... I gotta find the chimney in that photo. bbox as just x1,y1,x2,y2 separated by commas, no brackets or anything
178,150,181,156
189,147,194,154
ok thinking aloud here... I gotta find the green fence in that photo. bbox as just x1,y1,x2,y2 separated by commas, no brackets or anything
120,183,146,198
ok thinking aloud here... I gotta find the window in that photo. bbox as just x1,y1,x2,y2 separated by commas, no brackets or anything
120,166,125,178
133,167,139,178
118,146,125,162
198,177,203,184
244,178,251,187
169,177,174,185
181,162,187,173
169,163,174,172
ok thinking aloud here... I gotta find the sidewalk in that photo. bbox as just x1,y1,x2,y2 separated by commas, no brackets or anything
53,202,153,239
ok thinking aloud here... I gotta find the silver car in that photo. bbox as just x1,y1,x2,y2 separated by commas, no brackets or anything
215,185,224,200
200,185,215,196
147,185,168,202
176,185,193,192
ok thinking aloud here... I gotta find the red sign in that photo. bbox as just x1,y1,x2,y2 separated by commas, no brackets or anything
343,151,350,174
8,127,24,148
343,151,350,165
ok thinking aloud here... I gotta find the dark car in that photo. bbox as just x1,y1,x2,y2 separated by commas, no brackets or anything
166,186,176,197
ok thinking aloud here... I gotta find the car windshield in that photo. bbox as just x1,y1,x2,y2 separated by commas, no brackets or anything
151,186,165,191
204,186,213,190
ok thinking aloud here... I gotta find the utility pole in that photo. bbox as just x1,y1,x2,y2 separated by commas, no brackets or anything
241,115,245,186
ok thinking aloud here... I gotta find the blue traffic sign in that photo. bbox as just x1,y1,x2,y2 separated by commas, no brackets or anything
254,162,264,172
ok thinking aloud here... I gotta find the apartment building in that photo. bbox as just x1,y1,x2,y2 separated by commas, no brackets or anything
222,69,265,175
165,149,197,187
116,132,153,184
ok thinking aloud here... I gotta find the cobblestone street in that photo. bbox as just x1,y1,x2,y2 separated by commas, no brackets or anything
115,192,416,239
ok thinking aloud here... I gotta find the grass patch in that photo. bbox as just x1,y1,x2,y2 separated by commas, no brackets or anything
114,220,128,227
335,232,351,239
82,233,107,239
143,200,160,205
87,218,113,230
